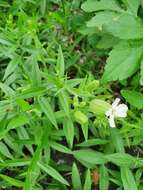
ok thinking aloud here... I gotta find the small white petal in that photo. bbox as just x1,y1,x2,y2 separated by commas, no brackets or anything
114,104,128,118
112,98,120,108
105,108,112,117
109,114,116,128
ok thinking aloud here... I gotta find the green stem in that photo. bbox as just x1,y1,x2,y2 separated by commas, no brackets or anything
61,0,65,15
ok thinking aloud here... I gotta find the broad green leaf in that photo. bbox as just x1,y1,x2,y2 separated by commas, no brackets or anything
140,60,143,85
73,149,107,168
63,118,74,148
81,0,122,13
49,141,72,154
87,11,120,29
96,34,119,49
121,167,138,190
121,90,143,109
99,165,109,190
57,46,65,77
72,163,82,190
102,42,142,82
0,174,24,187
38,162,69,186
105,13,143,40
83,169,91,190
123,0,140,16
38,97,58,129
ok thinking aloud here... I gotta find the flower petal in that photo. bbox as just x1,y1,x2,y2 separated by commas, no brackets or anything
115,104,128,118
112,98,120,108
105,108,112,117
109,114,116,128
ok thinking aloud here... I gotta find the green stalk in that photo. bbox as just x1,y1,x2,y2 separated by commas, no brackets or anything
61,0,65,15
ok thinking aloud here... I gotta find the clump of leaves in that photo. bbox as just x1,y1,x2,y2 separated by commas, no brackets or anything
82,0,143,85
1,0,143,190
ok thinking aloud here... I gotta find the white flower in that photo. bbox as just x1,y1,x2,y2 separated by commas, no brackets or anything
105,98,128,128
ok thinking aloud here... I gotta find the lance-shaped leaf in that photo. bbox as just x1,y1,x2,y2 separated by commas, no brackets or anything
38,97,58,129
56,45,65,77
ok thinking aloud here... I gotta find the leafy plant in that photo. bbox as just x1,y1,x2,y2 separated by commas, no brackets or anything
82,0,143,84
1,0,143,190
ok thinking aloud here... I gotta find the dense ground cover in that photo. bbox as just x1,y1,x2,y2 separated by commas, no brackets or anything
1,0,143,190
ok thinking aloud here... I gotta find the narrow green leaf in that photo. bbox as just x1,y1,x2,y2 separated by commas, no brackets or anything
32,61,41,86
73,149,107,168
105,153,141,168
38,162,69,186
40,0,46,15
0,82,15,96
72,163,82,190
49,141,72,154
77,139,108,147
38,97,58,129
0,159,30,167
57,45,65,77
63,118,74,148
83,169,91,190
0,142,13,159
24,145,41,190
58,91,70,117
7,115,29,131
81,123,88,141
15,87,46,100
121,167,138,190
0,174,24,187
3,56,20,80
99,165,109,190
110,128,124,153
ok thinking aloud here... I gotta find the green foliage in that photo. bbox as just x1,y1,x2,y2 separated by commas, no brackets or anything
82,0,143,84
0,0,143,189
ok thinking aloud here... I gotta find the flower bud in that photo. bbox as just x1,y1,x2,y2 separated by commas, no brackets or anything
86,80,99,91
73,96,79,108
74,110,88,125
80,101,86,107
89,99,111,115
